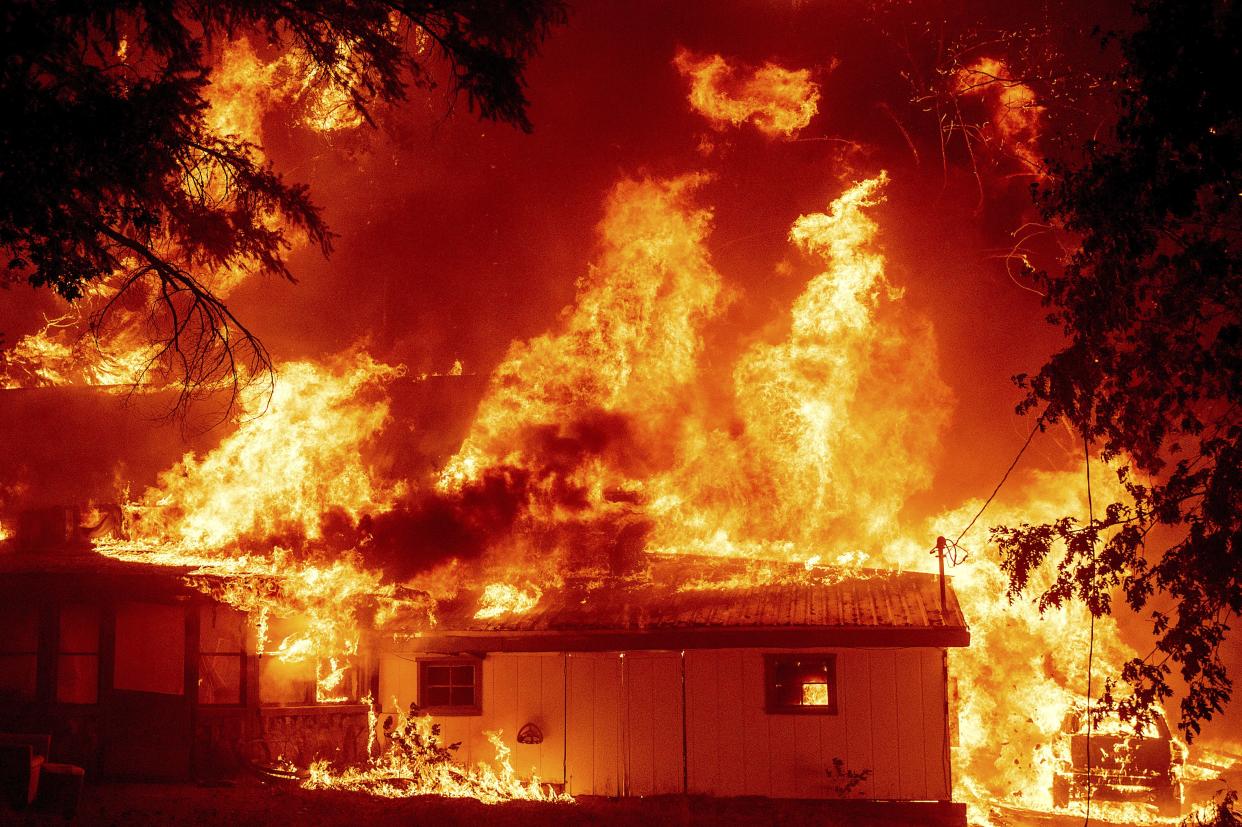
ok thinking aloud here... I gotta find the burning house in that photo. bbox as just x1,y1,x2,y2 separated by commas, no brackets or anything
3,5,1239,822
384,556,968,802
1,523,968,816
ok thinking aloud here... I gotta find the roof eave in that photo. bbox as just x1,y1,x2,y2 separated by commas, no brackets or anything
391,624,971,653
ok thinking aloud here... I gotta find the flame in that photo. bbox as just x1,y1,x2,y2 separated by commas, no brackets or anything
473,582,543,619
647,173,952,558
119,350,405,550
440,172,724,502
673,48,820,138
954,57,1044,171
94,349,423,703
303,714,570,803
801,683,830,706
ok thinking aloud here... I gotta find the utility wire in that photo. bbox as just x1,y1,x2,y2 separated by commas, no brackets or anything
1084,432,1096,827
951,417,1044,548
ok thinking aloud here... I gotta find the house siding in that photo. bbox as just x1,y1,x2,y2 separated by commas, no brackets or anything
684,648,949,800
380,646,950,800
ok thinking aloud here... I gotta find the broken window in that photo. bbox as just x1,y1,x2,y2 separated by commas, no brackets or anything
259,615,317,705
0,605,38,701
418,659,480,714
57,604,99,704
764,654,838,714
198,605,245,705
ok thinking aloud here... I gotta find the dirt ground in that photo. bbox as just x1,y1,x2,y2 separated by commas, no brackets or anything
1,779,967,827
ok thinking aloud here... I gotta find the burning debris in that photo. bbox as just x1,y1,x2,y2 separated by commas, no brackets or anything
301,702,569,803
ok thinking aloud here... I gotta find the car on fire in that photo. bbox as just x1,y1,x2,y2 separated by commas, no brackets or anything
1050,706,1184,817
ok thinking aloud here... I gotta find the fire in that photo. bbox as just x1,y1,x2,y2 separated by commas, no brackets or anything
5,26,1219,807
117,350,405,550
303,713,570,803
673,48,820,138
474,582,543,619
953,57,1044,171
645,173,952,559
95,350,422,703
439,172,724,506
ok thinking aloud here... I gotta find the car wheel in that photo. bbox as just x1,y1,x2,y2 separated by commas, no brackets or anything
1154,781,1181,818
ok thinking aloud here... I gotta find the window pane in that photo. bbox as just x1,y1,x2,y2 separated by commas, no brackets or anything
259,657,315,705
424,665,451,686
114,602,184,695
0,654,37,700
199,606,244,653
423,685,451,707
0,606,37,653
57,654,98,703
801,682,829,706
768,655,836,712
450,665,474,686
449,686,475,707
59,605,99,653
198,654,241,705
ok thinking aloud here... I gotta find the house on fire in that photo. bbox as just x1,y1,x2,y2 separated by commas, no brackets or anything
1,542,969,806
381,555,969,802
0,386,971,810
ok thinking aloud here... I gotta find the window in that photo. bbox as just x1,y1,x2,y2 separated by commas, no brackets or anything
57,605,99,704
765,654,838,714
418,659,480,714
0,605,38,701
259,615,316,705
198,605,245,705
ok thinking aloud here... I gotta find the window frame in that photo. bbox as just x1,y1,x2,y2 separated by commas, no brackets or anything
55,604,100,705
417,658,482,716
763,653,839,715
197,605,246,707
0,605,40,702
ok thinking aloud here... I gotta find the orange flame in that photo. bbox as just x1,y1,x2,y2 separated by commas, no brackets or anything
674,48,820,138
954,57,1044,171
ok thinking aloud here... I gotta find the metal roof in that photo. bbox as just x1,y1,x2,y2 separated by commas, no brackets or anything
414,555,970,651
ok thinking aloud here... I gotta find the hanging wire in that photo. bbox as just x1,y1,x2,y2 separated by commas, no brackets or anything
931,416,1045,570
1083,432,1096,827
950,417,1044,548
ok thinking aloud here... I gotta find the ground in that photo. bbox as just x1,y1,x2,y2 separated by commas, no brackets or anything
1,779,967,826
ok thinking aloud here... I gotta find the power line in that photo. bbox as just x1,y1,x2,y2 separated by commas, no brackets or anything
1083,432,1096,827
951,417,1044,548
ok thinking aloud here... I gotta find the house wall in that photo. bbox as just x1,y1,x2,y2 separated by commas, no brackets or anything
684,648,949,800
379,646,951,800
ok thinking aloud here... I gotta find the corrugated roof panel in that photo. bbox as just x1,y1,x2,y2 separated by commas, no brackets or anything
433,555,969,635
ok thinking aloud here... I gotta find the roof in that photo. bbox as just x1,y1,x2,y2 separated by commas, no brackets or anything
410,554,970,652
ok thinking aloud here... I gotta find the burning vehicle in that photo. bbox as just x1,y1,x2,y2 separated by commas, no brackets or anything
1050,707,1184,817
